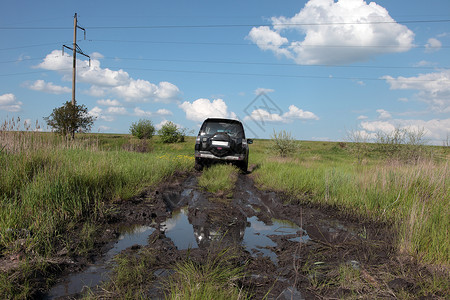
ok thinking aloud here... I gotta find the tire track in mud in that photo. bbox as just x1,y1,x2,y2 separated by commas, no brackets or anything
45,172,417,299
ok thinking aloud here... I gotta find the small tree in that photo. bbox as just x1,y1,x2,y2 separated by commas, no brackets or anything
44,101,95,139
158,121,185,143
130,119,155,139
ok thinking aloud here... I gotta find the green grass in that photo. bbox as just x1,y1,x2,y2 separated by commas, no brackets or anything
165,248,249,300
100,248,157,299
0,130,195,298
1,125,448,298
198,164,239,196
250,140,449,264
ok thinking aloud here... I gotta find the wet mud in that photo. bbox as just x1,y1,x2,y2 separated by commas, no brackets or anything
42,171,442,299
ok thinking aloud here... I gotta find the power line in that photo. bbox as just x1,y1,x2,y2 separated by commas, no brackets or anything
101,56,450,71
1,54,447,71
89,38,450,49
98,66,450,82
1,19,450,30
0,42,72,51
0,68,73,76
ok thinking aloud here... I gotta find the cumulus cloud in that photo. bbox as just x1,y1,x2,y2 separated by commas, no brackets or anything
244,104,318,123
425,38,442,53
97,99,121,106
382,70,450,113
376,109,392,119
134,107,173,118
106,106,128,115
26,80,71,94
0,93,22,112
88,106,115,122
179,98,237,122
247,0,414,65
36,50,181,102
156,108,173,116
356,110,450,143
154,119,182,130
254,87,275,95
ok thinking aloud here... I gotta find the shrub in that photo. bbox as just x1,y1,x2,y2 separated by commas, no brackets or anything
375,127,430,163
269,129,300,157
158,121,185,143
130,119,155,140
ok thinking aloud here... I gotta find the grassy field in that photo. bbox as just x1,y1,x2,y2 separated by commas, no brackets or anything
250,139,449,264
0,126,448,298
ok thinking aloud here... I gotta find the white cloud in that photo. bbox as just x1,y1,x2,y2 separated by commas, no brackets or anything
156,108,173,116
247,0,414,65
179,98,237,122
245,108,284,123
90,52,104,60
97,99,121,106
358,113,450,143
88,106,115,122
26,80,71,94
382,70,450,113
247,26,292,58
134,107,173,118
376,109,392,119
283,105,319,120
134,107,152,118
244,104,318,123
425,38,442,53
155,119,182,130
113,80,180,103
106,106,128,115
357,115,368,120
0,93,22,112
36,50,181,103
154,82,180,102
254,87,275,95
360,120,396,133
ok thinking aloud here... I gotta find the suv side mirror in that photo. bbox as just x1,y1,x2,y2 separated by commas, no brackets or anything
247,139,253,144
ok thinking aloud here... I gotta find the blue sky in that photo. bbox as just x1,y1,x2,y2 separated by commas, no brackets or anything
1,0,449,144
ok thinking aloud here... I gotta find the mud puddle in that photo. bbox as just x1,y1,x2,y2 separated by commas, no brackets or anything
46,225,156,299
46,173,400,299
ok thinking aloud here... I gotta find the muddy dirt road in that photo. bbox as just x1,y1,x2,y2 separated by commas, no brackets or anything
44,172,439,299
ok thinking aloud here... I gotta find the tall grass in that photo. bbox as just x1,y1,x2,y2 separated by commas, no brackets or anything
0,119,195,298
0,148,193,255
165,248,248,300
254,156,449,264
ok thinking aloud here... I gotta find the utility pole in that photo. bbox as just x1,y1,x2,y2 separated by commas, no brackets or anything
63,13,90,106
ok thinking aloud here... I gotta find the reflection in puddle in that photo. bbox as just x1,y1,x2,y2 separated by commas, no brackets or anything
244,216,309,262
45,226,155,299
161,208,198,250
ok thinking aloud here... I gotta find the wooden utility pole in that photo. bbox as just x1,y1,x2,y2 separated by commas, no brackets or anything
72,13,77,105
63,13,90,106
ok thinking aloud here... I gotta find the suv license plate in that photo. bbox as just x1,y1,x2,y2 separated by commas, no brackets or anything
212,141,229,146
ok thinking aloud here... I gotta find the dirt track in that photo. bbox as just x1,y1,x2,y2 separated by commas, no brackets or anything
44,171,442,299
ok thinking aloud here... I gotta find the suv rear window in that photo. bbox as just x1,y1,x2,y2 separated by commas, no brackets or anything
200,120,244,138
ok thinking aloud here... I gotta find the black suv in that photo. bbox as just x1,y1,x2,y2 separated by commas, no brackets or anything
194,118,253,172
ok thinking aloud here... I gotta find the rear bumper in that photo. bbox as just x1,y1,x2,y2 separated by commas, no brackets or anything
195,151,245,161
